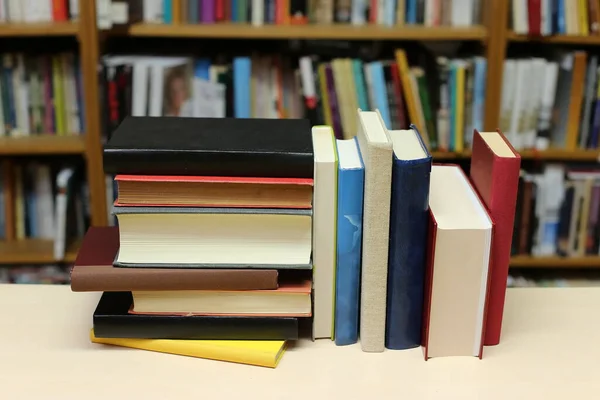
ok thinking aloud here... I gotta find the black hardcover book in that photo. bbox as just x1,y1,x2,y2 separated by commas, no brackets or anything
93,292,299,340
103,117,314,178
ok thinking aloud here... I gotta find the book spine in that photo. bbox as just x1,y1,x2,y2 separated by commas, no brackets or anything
385,157,431,349
334,163,364,346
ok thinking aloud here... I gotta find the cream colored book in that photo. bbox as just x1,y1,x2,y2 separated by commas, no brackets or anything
311,126,338,339
90,330,286,368
355,110,393,352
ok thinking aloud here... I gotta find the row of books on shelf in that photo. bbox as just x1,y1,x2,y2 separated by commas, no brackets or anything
1,53,85,137
106,0,484,27
0,0,78,23
0,266,71,284
0,162,90,259
501,52,600,152
511,0,600,36
99,50,487,152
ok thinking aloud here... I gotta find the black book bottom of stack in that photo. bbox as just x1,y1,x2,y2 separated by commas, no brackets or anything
93,292,299,341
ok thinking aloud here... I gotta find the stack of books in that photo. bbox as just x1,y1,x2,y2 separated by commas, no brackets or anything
71,116,319,368
73,111,522,363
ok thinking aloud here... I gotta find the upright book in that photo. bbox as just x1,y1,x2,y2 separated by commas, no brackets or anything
385,126,432,350
334,137,365,346
470,130,521,346
423,165,493,359
103,117,314,178
356,110,393,352
311,126,338,339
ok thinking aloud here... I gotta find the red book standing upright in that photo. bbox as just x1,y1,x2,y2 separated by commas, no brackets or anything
470,130,521,346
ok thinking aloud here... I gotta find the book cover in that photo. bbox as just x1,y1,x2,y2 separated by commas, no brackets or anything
93,292,298,340
90,329,287,368
334,137,364,346
356,110,393,352
470,130,521,346
103,117,314,179
385,126,432,350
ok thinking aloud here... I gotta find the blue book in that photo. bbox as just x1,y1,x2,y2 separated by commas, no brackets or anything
334,137,365,346
163,0,173,23
472,57,487,134
233,57,251,118
556,0,565,34
188,0,199,23
352,60,369,110
194,58,211,81
369,62,392,129
406,0,417,24
385,125,432,350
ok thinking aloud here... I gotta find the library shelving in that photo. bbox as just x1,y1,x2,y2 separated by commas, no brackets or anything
510,256,600,269
124,23,488,41
507,31,600,45
0,21,79,37
0,0,106,267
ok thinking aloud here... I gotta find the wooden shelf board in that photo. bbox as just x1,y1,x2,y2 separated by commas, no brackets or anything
125,23,488,41
0,239,80,264
510,256,600,268
0,135,86,155
0,22,79,37
432,149,600,161
508,31,600,44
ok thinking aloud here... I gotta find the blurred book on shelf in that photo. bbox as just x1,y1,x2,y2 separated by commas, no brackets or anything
512,164,600,259
0,1,79,23
0,53,85,137
98,0,484,27
501,52,600,151
98,50,486,152
511,0,600,36
0,265,71,284
1,161,90,256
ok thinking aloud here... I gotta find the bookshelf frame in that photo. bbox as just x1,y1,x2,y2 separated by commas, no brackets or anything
2,0,599,269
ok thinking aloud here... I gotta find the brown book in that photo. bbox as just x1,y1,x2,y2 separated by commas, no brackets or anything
70,227,279,292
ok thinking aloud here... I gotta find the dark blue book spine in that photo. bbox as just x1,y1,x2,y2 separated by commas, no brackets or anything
385,153,431,350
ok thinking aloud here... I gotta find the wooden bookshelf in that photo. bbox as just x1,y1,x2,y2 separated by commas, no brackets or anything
0,239,80,264
0,22,79,37
0,135,86,156
507,31,600,44
510,256,600,268
432,149,600,161
125,23,488,41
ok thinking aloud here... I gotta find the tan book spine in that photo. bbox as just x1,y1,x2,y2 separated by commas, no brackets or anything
565,52,587,150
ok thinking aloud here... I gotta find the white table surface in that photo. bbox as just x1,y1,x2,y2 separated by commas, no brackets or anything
0,284,599,399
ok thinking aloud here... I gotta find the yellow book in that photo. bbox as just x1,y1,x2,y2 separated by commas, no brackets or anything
454,63,465,153
172,0,182,24
318,64,332,127
52,55,65,136
395,50,422,134
90,329,287,368
579,0,589,35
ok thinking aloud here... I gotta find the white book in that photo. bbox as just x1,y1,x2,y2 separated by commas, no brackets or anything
512,0,528,34
311,126,338,340
0,0,6,22
451,0,473,26
148,58,194,117
69,0,78,20
536,62,558,150
143,0,163,23
53,167,75,260
251,0,264,26
356,110,393,352
14,54,30,136
96,0,113,29
7,0,22,22
34,165,55,239
508,60,529,149
132,61,150,117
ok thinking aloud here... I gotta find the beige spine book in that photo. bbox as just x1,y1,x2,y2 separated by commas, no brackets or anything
356,110,393,352
312,126,338,339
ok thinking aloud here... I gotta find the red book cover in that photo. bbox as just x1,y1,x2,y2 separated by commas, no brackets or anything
52,0,68,21
470,130,521,346
422,164,495,360
216,0,225,21
527,0,541,36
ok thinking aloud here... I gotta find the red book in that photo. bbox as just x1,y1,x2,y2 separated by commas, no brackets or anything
527,0,541,36
470,130,521,346
52,0,68,21
114,175,314,208
422,164,494,359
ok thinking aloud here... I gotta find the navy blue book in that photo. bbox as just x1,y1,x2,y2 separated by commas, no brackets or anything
334,137,365,346
385,125,432,350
